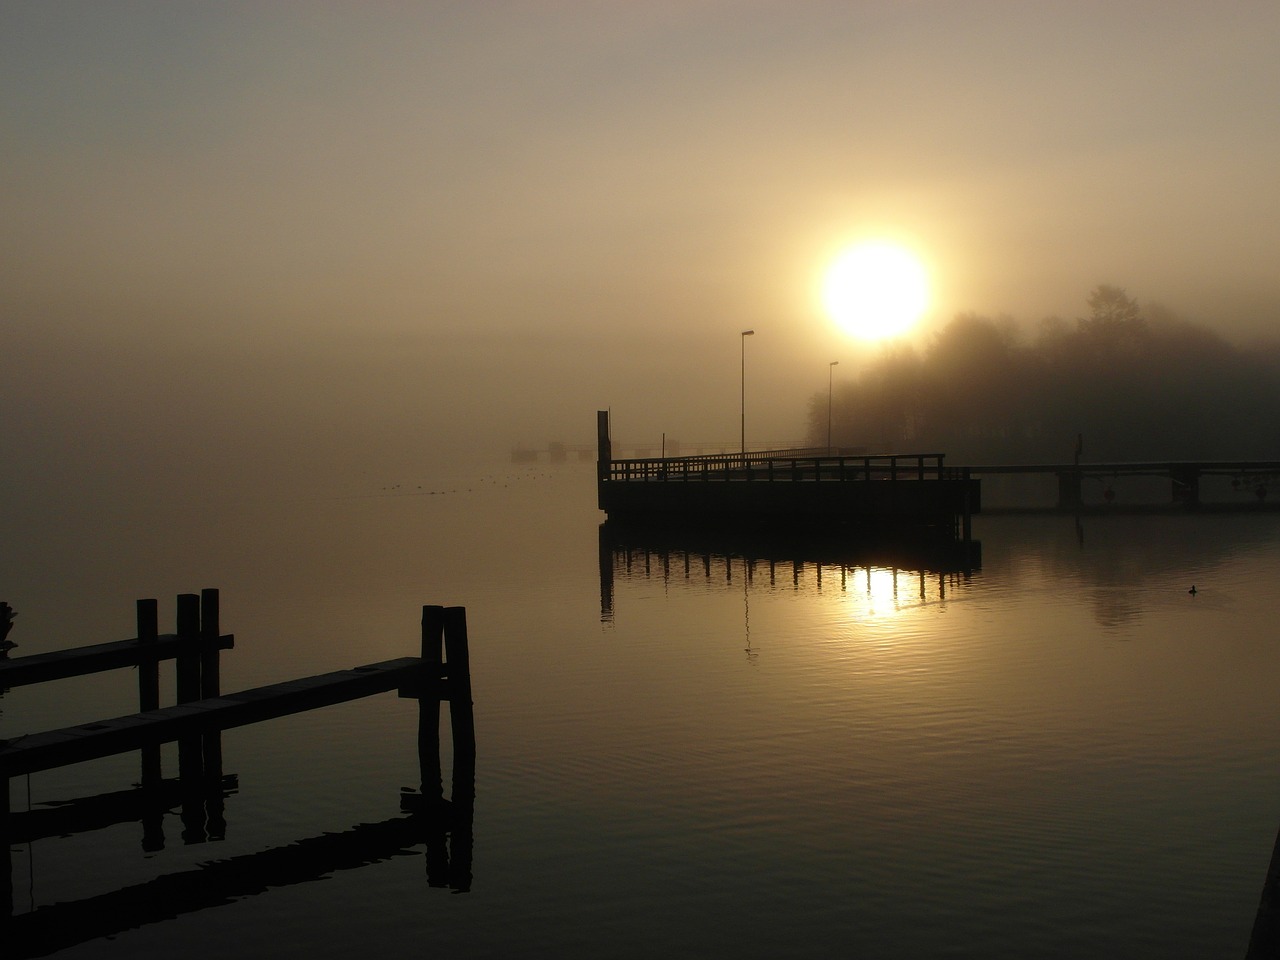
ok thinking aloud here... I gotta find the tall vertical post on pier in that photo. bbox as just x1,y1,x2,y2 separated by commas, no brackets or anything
597,410,612,511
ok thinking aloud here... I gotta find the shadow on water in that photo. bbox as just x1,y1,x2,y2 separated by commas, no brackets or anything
2,772,474,957
598,518,981,622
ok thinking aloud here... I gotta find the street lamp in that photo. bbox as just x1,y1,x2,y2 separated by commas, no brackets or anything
827,360,839,452
740,329,754,462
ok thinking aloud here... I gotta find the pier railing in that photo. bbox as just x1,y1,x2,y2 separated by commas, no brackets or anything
606,450,956,484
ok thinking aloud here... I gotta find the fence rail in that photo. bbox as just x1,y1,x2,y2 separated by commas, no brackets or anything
606,450,957,484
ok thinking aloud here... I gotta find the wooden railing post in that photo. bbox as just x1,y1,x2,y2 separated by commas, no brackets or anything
175,593,204,789
200,589,225,838
444,606,476,766
419,605,445,804
137,598,161,788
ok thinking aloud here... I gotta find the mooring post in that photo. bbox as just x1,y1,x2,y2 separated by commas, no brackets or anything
137,598,162,788
200,589,226,839
419,605,445,804
443,605,476,893
200,589,223,782
444,606,476,766
175,593,204,788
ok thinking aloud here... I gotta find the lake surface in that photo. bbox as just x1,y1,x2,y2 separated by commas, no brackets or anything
5,464,1280,958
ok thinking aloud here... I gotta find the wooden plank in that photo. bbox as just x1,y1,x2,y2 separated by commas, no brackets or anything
1,658,439,778
0,633,235,688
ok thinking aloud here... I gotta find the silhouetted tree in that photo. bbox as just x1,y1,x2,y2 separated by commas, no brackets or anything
808,288,1280,462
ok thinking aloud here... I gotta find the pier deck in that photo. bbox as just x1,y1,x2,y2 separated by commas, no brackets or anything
595,411,979,534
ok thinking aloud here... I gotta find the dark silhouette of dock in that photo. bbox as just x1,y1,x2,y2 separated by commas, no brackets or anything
1,593,476,934
595,410,979,537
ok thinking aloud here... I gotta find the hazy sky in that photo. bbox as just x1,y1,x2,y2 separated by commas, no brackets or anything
4,2,1279,494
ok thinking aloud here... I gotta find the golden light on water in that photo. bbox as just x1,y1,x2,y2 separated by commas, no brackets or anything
822,242,930,341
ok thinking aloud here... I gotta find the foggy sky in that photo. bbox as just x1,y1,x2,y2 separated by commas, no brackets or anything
4,1,1279,498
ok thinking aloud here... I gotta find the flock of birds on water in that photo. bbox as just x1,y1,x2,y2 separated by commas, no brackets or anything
375,468,556,498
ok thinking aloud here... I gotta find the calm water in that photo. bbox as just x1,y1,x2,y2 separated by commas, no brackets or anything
5,464,1280,958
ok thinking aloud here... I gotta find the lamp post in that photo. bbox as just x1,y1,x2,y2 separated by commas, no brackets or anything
827,360,839,452
740,329,754,463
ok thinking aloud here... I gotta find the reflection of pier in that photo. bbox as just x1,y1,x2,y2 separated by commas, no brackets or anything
7,797,472,956
1,594,476,942
599,520,980,622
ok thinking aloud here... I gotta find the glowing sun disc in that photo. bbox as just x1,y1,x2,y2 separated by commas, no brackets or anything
823,242,929,340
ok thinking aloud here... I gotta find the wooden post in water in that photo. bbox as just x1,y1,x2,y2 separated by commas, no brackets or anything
419,605,445,804
444,606,476,770
200,589,223,779
443,605,476,893
175,594,204,789
137,598,161,788
200,589,226,839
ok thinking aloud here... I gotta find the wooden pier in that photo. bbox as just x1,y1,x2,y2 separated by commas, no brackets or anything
596,410,980,536
1,592,475,929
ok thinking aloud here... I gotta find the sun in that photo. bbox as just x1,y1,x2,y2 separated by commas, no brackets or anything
822,242,929,340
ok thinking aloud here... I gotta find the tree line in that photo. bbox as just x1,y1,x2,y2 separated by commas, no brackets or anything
806,286,1280,463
